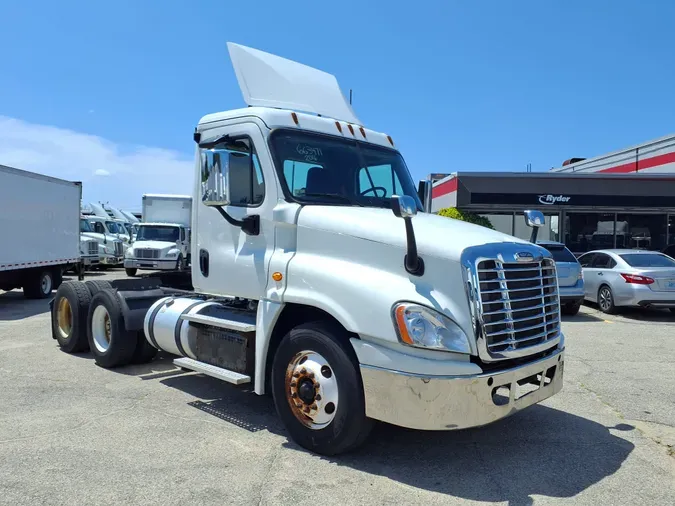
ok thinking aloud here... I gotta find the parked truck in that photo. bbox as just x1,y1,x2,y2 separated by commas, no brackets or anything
79,217,125,268
123,194,192,277
1,165,82,298
49,43,565,455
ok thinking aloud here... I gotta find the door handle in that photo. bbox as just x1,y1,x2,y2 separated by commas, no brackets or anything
597,272,603,276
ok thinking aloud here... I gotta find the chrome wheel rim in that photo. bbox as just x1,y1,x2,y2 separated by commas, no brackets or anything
599,288,612,311
91,305,112,353
285,351,339,430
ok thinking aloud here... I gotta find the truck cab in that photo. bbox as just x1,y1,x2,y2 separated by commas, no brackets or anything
123,222,190,276
80,217,124,266
50,43,564,456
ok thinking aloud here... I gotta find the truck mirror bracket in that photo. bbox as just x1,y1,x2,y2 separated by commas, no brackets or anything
391,195,424,277
215,206,260,236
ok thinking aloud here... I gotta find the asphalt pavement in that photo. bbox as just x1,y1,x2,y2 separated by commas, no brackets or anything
1,269,674,506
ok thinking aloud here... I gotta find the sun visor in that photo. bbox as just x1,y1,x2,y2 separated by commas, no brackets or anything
227,42,360,125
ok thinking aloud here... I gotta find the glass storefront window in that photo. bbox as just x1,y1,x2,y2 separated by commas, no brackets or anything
565,213,616,254
513,213,559,242
479,213,514,237
616,214,667,251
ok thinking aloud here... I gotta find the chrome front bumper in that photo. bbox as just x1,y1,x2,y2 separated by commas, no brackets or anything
100,255,123,265
360,348,564,430
124,258,177,270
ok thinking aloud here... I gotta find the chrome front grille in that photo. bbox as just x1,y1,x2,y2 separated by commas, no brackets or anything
87,240,98,256
462,244,562,362
136,248,160,259
114,241,124,256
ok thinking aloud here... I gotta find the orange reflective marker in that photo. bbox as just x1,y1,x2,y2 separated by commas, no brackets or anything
272,272,283,282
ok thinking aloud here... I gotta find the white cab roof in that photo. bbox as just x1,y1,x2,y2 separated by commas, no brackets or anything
138,222,186,228
227,42,359,125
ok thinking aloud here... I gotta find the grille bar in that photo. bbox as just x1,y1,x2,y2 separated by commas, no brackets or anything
484,309,559,327
483,301,557,316
487,329,559,349
481,282,557,294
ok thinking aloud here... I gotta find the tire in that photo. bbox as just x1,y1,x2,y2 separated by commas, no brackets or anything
562,301,581,316
669,308,675,314
131,330,158,364
51,281,92,353
271,320,374,456
125,268,137,277
85,280,112,297
87,290,137,368
24,269,55,299
597,285,617,314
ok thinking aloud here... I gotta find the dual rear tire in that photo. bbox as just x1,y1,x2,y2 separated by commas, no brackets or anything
51,281,157,366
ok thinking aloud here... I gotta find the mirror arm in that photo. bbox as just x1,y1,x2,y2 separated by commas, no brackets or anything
214,206,260,236
403,218,424,276
530,228,539,244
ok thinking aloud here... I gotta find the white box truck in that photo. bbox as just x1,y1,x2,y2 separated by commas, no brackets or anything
49,44,564,455
123,194,192,277
1,165,82,298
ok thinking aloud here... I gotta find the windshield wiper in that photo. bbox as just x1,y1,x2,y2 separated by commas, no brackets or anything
303,193,364,207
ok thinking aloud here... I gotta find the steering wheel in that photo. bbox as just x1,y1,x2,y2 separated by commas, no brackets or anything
360,186,388,197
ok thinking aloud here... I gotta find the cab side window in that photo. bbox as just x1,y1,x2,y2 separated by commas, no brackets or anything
93,222,105,234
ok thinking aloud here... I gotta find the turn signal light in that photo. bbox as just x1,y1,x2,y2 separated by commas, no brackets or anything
272,272,283,282
620,273,654,285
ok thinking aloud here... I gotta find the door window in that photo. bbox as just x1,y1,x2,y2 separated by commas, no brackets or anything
93,222,106,235
578,253,595,267
592,253,616,269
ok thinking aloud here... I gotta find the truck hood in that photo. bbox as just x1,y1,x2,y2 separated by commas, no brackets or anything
297,206,530,261
131,240,177,251
82,232,118,243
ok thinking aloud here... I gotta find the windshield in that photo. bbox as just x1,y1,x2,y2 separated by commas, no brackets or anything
620,253,675,268
80,219,94,233
136,225,180,242
122,223,132,235
269,130,422,209
540,244,577,263
105,221,120,234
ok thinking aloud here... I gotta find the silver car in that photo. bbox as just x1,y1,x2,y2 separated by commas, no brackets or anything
537,241,584,315
578,249,675,314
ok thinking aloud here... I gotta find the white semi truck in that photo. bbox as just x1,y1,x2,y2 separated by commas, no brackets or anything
79,217,125,268
49,44,564,455
123,194,192,277
1,165,83,298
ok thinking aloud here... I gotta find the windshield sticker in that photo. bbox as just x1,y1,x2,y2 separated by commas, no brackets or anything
296,144,323,163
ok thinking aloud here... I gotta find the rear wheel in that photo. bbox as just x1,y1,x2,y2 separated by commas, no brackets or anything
24,269,55,299
562,301,581,316
131,330,158,364
125,268,138,277
87,290,137,368
85,280,112,297
51,281,91,353
598,285,617,314
271,321,374,456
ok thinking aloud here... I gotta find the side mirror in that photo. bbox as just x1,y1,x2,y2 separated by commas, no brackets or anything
417,179,432,213
391,195,423,276
524,210,545,228
391,195,417,218
200,149,231,207
524,210,545,243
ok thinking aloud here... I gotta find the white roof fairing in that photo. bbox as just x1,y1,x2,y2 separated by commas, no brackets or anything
227,42,360,125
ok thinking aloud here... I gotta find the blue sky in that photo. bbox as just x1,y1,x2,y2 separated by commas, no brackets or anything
1,0,674,209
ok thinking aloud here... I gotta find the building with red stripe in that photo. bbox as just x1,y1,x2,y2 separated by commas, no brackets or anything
429,134,675,255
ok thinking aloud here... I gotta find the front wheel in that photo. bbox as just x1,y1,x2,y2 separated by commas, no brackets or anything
271,321,374,456
598,285,617,314
125,268,137,277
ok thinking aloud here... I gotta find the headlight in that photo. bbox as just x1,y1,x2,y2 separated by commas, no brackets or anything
392,303,471,354
165,251,178,258
125,249,135,258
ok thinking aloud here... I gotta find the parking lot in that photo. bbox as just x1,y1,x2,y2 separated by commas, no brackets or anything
1,269,674,506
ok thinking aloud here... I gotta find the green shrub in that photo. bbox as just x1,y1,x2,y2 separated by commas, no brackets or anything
438,208,495,230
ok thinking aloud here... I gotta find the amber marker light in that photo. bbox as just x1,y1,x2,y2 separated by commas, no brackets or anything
394,305,413,345
272,272,283,282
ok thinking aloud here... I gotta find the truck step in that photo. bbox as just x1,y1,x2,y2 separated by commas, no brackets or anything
173,357,251,385
180,313,256,333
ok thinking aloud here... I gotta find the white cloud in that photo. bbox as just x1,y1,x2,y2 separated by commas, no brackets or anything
0,116,193,211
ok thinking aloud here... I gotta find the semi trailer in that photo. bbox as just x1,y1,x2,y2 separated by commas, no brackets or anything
49,43,565,455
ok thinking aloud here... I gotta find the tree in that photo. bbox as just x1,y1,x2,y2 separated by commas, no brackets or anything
438,208,495,230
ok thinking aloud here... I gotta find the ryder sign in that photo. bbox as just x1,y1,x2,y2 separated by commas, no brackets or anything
538,194,571,205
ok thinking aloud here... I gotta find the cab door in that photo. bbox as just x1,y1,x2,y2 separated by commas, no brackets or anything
192,121,279,300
